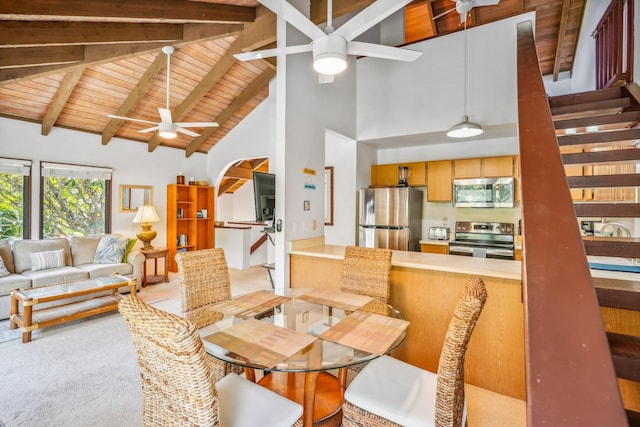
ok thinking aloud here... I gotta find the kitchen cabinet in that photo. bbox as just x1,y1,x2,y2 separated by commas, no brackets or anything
426,160,453,202
514,155,521,202
453,156,514,179
166,184,215,272
420,243,449,254
371,162,426,187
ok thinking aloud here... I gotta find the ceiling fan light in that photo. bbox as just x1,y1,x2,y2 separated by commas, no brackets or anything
447,115,484,138
158,122,177,139
312,35,347,76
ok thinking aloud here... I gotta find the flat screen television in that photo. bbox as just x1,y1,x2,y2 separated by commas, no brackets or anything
253,171,276,222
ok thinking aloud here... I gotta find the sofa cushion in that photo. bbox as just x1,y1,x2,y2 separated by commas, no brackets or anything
0,240,14,274
13,238,71,274
0,256,9,277
0,273,30,296
94,236,128,264
20,266,88,288
71,236,102,266
77,262,133,278
30,249,65,271
122,238,136,262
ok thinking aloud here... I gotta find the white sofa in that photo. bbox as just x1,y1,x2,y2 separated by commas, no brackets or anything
0,236,144,320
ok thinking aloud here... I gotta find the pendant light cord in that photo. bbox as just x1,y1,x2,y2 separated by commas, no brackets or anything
166,50,171,110
463,17,468,118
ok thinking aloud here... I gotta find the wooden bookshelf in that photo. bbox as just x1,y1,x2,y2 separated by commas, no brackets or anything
166,184,215,272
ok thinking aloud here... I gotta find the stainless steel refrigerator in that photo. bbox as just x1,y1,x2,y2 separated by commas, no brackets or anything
358,187,423,251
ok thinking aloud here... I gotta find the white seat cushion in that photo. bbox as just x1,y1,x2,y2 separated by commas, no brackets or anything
344,355,466,427
216,373,303,427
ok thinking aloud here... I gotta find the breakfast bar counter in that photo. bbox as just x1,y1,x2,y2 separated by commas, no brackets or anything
289,243,526,400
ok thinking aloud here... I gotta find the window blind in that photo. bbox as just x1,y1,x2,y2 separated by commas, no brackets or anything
41,162,112,180
0,158,31,176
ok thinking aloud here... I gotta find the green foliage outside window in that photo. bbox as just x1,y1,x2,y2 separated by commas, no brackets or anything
42,177,107,238
0,172,24,239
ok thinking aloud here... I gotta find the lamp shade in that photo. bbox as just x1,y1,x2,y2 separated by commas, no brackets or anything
133,205,160,224
312,35,347,76
446,115,484,138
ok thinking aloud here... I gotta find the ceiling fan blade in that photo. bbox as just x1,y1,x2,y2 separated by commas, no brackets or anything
347,41,422,62
139,126,160,133
234,44,312,62
432,7,456,21
318,73,334,84
107,114,157,125
474,0,500,6
334,0,413,42
259,0,325,41
176,127,200,137
175,122,219,128
158,108,173,124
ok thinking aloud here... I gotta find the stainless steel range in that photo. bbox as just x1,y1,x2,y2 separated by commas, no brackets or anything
449,221,515,260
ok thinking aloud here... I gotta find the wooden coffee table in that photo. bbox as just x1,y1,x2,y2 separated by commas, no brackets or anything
9,275,136,343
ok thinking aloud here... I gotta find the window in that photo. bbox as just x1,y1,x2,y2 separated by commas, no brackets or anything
41,162,112,238
0,158,31,239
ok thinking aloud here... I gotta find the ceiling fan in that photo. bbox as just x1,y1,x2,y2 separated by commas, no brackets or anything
108,46,219,139
234,0,423,83
432,0,500,24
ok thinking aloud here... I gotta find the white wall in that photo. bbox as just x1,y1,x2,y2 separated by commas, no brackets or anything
0,117,207,249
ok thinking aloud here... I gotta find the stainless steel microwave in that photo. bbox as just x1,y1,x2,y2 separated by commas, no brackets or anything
453,177,515,208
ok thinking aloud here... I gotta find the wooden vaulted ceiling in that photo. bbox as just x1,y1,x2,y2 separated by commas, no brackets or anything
0,0,584,157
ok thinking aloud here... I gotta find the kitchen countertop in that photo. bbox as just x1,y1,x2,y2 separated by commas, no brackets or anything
290,244,640,283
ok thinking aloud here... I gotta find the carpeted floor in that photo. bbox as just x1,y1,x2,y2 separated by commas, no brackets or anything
0,266,271,427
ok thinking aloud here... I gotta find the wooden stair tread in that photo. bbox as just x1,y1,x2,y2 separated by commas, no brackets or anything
607,332,640,382
627,409,640,427
548,87,621,108
551,97,630,118
557,128,640,147
562,148,640,165
554,110,640,129
574,203,640,218
594,277,640,310
566,173,640,188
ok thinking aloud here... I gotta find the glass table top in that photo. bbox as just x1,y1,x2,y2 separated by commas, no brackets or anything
16,275,131,299
200,288,408,373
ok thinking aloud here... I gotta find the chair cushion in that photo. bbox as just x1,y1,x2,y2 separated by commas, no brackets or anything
344,355,444,427
216,373,302,427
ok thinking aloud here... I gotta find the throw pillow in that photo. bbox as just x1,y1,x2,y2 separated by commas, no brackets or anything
94,236,128,264
30,249,65,271
0,256,9,277
122,238,136,263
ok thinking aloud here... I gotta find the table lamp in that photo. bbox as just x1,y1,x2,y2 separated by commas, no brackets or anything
133,205,160,250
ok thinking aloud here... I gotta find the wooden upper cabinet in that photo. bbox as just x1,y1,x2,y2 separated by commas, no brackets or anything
371,162,426,187
453,159,482,178
454,156,514,179
426,160,453,202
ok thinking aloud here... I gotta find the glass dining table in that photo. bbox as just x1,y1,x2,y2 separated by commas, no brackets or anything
199,288,409,427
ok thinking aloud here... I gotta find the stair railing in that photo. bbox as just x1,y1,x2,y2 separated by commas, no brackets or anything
516,21,628,426
593,0,634,89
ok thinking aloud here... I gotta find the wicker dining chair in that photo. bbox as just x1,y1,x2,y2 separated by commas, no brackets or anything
175,248,245,381
341,276,488,427
339,246,393,385
119,295,303,427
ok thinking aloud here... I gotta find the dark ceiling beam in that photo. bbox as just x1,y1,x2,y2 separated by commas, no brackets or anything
552,0,571,81
0,23,242,85
0,46,83,68
148,11,277,151
0,21,184,47
102,52,168,145
186,68,275,157
0,0,255,24
41,68,84,135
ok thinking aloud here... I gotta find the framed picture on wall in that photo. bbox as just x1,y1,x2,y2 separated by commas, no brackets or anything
324,166,334,226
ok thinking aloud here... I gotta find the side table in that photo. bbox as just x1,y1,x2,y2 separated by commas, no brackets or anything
140,247,169,287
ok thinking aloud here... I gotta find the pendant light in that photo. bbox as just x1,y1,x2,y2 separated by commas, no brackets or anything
447,18,483,138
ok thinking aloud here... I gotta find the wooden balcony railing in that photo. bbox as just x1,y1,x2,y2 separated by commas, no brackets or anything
516,20,628,426
593,0,634,89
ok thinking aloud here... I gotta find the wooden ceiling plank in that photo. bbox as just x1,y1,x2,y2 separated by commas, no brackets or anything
310,0,376,25
0,22,183,47
0,24,242,85
552,0,571,81
41,68,84,135
225,165,255,179
186,68,274,156
218,178,241,195
147,14,275,151
0,46,84,68
0,0,255,24
102,52,167,145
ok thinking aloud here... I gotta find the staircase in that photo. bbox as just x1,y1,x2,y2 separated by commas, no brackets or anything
549,84,640,422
